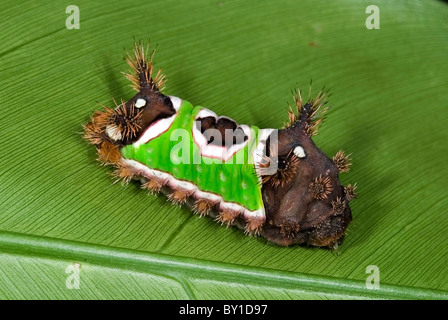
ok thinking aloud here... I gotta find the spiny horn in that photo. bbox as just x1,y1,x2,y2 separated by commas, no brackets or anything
284,87,329,136
123,41,166,92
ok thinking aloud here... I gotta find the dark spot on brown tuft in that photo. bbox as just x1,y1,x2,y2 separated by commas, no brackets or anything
111,102,143,140
279,220,300,238
309,175,333,200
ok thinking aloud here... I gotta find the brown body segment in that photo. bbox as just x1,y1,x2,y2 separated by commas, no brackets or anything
260,91,355,249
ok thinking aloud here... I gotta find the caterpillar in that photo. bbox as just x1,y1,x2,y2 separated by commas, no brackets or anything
84,42,356,250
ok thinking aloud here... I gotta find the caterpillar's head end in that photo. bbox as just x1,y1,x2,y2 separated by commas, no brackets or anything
84,42,175,149
260,90,355,249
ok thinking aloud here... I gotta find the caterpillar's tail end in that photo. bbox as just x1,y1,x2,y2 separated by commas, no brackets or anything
260,88,354,249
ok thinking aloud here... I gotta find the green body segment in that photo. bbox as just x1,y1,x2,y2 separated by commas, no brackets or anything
121,100,264,212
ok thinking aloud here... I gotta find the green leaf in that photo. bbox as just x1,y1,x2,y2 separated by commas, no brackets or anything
1,0,447,299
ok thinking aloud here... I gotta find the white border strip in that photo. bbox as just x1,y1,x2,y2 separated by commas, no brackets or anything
134,116,176,147
133,96,183,147
192,108,250,161
124,159,265,220
169,96,182,112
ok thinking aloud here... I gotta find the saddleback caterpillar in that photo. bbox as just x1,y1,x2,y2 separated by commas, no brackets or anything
84,42,356,249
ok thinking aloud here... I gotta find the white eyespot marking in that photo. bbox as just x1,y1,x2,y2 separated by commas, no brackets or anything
293,146,306,158
135,98,146,108
106,125,122,141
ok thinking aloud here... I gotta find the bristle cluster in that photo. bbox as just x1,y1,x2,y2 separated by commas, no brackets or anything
124,41,166,92
331,197,346,215
279,220,300,238
344,183,357,202
284,89,329,136
97,141,122,165
193,199,215,217
84,100,142,147
216,209,241,226
244,218,264,236
83,107,114,146
111,101,143,140
91,107,115,128
260,150,299,188
112,162,140,185
333,150,352,173
168,190,191,205
83,122,105,145
142,179,164,194
309,175,333,200
83,107,123,165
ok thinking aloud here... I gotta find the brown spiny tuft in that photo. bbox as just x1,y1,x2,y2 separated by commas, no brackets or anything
193,199,214,217
168,190,191,205
279,220,301,238
331,197,346,215
216,209,241,226
83,106,115,145
110,101,143,140
244,218,264,236
123,41,166,92
91,106,115,129
284,88,329,136
261,150,299,188
333,150,352,173
142,179,164,194
97,141,122,165
112,162,139,184
309,175,333,200
344,183,357,202
83,122,104,145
